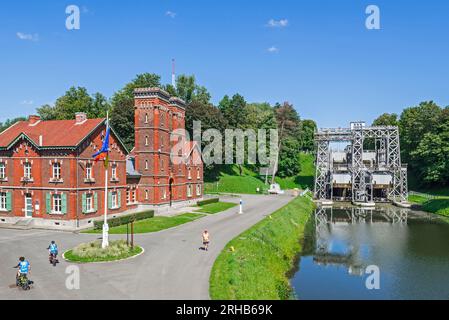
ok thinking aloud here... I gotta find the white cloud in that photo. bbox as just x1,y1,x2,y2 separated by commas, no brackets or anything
21,100,34,105
166,11,177,18
267,46,279,53
16,32,39,42
267,19,289,28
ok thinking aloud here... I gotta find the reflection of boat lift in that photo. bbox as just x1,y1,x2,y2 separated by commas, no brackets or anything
313,206,409,276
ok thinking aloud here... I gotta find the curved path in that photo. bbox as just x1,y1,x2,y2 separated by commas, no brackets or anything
0,194,292,300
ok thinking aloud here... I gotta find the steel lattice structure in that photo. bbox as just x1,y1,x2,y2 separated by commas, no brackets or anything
314,122,408,204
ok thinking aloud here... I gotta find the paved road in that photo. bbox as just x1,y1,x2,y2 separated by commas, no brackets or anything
0,194,292,300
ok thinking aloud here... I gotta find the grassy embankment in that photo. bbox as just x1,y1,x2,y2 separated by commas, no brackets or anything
209,195,315,300
408,188,449,218
84,213,205,234
204,153,315,194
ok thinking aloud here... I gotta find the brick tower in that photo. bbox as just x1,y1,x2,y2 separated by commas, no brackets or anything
133,87,190,206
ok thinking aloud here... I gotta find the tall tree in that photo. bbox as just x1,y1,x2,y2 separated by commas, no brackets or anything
218,94,248,129
272,102,302,182
372,113,398,126
36,87,109,121
165,74,211,105
300,119,317,152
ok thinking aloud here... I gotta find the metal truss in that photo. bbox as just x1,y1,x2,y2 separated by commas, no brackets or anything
314,140,330,200
314,123,408,203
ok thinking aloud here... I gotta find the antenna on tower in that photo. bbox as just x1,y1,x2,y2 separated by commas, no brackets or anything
171,58,176,88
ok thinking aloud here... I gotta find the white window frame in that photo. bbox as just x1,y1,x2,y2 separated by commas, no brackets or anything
86,164,92,180
0,163,6,179
111,165,117,180
145,190,149,200
24,162,32,179
196,184,201,196
52,194,62,214
145,160,149,170
188,167,191,180
111,192,118,209
197,167,200,179
145,136,149,146
53,162,61,180
0,192,7,210
86,193,94,213
187,185,192,198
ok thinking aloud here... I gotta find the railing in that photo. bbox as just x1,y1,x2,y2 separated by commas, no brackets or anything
408,191,438,200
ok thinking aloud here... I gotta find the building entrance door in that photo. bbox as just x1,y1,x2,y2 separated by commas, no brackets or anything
25,194,33,218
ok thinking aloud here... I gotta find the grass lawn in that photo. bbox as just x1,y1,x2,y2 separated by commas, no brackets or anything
205,174,266,194
64,240,143,263
275,153,315,190
421,199,449,218
84,213,205,234
209,195,315,300
408,194,430,204
196,202,237,214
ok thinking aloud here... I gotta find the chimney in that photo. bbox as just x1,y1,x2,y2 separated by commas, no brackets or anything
28,115,41,125
39,135,43,147
75,112,87,124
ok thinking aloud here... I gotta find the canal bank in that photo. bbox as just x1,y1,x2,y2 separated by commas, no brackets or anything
209,195,315,300
290,205,449,300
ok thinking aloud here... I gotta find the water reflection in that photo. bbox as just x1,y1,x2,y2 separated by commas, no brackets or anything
290,205,449,300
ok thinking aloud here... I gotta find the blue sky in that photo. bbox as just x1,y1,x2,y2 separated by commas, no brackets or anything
1,0,448,127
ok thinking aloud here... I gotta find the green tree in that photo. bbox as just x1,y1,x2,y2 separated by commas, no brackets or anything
300,119,317,152
372,113,398,126
218,94,248,129
36,87,109,121
165,75,211,105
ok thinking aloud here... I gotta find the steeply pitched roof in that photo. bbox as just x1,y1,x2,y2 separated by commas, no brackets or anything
0,118,106,150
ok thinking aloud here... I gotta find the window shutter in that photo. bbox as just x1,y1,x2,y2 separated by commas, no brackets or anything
46,193,51,214
108,191,112,210
118,191,121,208
61,193,67,214
82,193,87,214
6,192,12,211
94,193,98,212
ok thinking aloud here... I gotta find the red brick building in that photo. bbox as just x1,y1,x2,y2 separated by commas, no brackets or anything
0,88,203,229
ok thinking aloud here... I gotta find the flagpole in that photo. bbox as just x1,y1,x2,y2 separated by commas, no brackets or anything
102,112,109,249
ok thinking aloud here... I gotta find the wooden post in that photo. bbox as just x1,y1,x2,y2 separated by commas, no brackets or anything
126,223,129,246
131,220,134,248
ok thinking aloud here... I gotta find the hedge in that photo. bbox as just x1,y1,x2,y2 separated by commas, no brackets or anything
197,198,219,206
94,210,155,230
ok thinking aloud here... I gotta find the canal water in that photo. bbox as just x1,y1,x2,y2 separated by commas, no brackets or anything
290,205,449,300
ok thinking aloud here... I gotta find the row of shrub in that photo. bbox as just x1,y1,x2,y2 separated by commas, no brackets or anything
197,198,219,206
94,210,155,230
